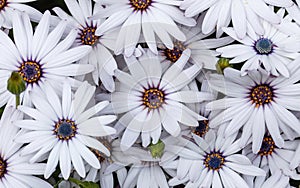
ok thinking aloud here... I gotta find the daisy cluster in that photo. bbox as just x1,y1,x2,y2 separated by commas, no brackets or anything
1,0,300,187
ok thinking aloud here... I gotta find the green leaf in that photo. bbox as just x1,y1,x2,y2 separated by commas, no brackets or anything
69,178,100,188
79,181,100,188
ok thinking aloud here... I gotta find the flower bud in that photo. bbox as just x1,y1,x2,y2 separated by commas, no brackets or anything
148,140,165,159
7,72,26,95
216,58,233,74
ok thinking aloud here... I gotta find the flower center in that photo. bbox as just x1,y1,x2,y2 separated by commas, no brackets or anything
130,0,151,11
0,0,7,11
204,152,225,171
80,26,99,46
164,42,185,63
18,61,42,84
142,88,165,109
0,157,6,179
254,38,274,55
54,119,77,140
91,148,107,163
192,120,209,137
258,136,275,156
91,139,111,163
250,84,273,107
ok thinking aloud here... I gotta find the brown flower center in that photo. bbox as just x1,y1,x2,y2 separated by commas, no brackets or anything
250,84,273,107
192,120,209,137
80,26,99,46
142,88,165,110
258,136,275,156
91,139,111,163
0,156,7,178
164,42,185,63
0,0,7,11
130,0,152,11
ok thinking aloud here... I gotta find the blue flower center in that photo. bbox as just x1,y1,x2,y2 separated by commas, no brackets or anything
58,123,73,136
192,120,209,137
54,119,77,140
254,38,274,55
258,136,275,156
204,152,225,171
143,88,165,110
18,61,42,84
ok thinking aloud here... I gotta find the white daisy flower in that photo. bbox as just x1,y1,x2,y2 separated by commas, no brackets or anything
216,19,300,77
180,0,293,38
0,106,52,188
167,129,265,187
206,67,300,153
92,0,196,57
98,49,214,151
181,78,218,139
0,10,94,107
0,0,42,28
53,0,118,91
158,15,233,70
13,81,117,180
242,134,300,184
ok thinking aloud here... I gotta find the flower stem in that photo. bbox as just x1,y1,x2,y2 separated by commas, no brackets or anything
16,94,20,107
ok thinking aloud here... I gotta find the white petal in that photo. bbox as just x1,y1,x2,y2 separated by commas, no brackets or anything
77,134,110,156
69,140,86,178
76,101,109,124
226,162,266,176
73,138,100,169
44,141,61,179
59,141,71,180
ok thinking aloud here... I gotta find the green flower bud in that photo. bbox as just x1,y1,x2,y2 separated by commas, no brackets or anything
148,140,165,159
216,58,233,74
7,72,26,95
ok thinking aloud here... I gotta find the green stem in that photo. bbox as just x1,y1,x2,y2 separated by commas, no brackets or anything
53,179,64,188
16,94,20,107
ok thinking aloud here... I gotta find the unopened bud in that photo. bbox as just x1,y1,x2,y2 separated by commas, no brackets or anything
148,140,165,159
216,58,233,74
7,72,26,95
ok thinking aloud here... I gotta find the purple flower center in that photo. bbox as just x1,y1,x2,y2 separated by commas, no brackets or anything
18,61,42,84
